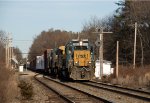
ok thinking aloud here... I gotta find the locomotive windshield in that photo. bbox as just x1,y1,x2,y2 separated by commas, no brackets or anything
74,46,88,50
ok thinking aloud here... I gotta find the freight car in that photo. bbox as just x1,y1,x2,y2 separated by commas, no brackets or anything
44,49,52,74
47,39,95,80
29,55,45,72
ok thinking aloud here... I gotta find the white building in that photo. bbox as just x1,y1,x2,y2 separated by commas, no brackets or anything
95,60,114,78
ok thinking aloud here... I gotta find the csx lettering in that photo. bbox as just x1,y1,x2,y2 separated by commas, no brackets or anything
78,54,86,58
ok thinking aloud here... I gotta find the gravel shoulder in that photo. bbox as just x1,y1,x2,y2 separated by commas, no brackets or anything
13,70,65,103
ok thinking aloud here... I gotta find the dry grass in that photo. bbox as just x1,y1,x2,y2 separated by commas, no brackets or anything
18,80,33,100
0,63,18,103
111,65,150,88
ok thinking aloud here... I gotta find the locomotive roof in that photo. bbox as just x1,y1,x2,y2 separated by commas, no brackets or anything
72,39,89,42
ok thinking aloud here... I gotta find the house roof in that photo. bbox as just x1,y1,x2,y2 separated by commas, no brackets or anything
11,58,18,64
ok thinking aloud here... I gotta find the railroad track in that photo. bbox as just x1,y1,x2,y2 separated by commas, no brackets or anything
35,74,113,103
79,81,150,102
34,74,74,103
90,81,150,95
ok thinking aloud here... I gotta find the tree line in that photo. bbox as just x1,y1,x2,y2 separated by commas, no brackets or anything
28,0,150,67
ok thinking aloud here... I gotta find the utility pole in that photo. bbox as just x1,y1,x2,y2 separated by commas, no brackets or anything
77,32,80,40
116,41,119,78
7,36,9,68
133,22,137,69
93,27,113,79
5,37,8,68
10,33,13,69
8,33,11,68
0,36,7,67
12,46,13,61
6,38,8,68
6,33,13,68
0,33,13,68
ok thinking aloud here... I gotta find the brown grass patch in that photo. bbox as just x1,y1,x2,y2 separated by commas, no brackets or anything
111,65,150,88
0,63,18,103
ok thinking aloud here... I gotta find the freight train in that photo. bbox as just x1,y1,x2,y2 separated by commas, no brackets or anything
29,39,95,80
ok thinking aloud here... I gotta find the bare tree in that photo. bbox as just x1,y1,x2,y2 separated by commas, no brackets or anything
28,29,77,60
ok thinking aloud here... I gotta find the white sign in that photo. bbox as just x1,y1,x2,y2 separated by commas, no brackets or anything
19,66,24,72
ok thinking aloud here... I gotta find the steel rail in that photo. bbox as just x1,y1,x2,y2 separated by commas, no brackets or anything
43,75,113,103
90,81,150,95
34,74,75,103
80,81,150,102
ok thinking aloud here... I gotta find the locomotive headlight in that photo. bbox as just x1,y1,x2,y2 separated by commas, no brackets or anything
74,61,79,66
87,61,91,66
79,41,83,46
88,61,91,64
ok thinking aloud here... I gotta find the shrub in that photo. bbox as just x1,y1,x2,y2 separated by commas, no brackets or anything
18,80,33,100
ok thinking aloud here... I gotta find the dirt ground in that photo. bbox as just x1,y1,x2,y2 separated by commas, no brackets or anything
12,70,65,103
7,67,150,102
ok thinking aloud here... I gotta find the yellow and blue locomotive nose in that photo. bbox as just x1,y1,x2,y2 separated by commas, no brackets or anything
74,50,90,66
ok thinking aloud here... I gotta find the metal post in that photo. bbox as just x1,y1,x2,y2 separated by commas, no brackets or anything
133,22,137,69
100,32,103,79
116,41,119,78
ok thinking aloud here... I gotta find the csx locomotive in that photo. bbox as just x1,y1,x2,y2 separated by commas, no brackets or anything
29,39,95,80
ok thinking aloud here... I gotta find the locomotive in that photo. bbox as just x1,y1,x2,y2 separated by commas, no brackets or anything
29,39,95,80
47,39,95,80
63,39,95,80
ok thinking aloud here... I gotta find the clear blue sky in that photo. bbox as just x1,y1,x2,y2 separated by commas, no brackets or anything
0,0,119,57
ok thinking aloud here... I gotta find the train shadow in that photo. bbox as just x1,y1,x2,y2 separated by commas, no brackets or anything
59,77,74,82
74,80,89,83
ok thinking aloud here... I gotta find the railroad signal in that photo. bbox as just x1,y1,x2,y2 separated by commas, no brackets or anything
95,39,101,47
93,27,113,79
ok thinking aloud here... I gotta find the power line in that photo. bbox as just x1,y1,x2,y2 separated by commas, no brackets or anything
14,40,33,41
16,53,42,54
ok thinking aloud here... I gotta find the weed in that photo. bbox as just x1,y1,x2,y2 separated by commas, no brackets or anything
18,80,33,100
